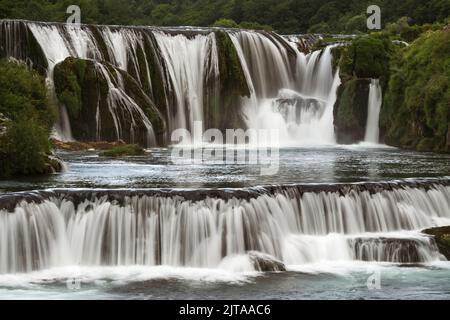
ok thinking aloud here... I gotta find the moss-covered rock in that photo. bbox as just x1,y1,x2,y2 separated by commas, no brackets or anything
333,78,370,144
54,57,166,147
381,27,450,153
423,226,450,260
204,31,251,130
331,34,394,144
100,144,146,157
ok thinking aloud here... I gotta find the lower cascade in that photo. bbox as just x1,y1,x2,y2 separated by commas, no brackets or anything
1,181,449,274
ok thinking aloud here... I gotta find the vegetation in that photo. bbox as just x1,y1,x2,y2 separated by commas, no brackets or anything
0,59,59,177
100,144,146,157
381,27,450,152
337,34,392,81
332,33,392,143
0,0,448,34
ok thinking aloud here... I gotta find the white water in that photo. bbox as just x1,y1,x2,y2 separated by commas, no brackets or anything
364,79,382,144
230,34,340,146
154,32,218,135
2,21,348,148
1,184,449,274
93,62,156,147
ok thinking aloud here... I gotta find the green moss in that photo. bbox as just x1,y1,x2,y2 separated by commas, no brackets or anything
334,79,370,143
100,144,146,157
53,57,166,146
205,31,250,130
119,67,166,136
54,57,86,119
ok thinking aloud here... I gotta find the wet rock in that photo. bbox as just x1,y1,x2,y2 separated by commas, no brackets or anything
53,57,166,147
248,251,286,272
333,78,371,144
423,226,450,260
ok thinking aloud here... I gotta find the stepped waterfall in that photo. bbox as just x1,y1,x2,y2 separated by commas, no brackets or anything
1,181,449,273
0,20,341,146
1,20,449,278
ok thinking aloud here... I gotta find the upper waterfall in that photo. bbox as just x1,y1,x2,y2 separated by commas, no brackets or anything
0,20,340,147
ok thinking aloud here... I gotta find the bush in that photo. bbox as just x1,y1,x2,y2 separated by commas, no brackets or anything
338,35,392,80
0,60,56,177
0,117,50,177
212,18,239,28
0,59,55,128
381,27,450,152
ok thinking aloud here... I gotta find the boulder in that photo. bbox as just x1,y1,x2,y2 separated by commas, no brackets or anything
248,251,286,272
333,78,371,144
423,226,450,260
53,57,166,147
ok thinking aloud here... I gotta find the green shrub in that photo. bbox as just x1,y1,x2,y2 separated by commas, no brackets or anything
212,18,239,28
0,60,56,177
381,27,450,152
0,116,50,177
338,35,392,80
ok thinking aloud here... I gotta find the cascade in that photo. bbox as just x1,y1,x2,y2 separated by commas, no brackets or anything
1,181,449,273
364,79,383,144
0,20,342,147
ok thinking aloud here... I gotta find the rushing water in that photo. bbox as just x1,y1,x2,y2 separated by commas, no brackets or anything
0,147,449,299
1,20,450,300
364,79,382,144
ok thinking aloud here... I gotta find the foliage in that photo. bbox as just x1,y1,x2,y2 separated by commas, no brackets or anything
0,59,56,177
0,0,449,34
0,59,55,128
381,27,450,152
337,34,392,80
213,18,239,28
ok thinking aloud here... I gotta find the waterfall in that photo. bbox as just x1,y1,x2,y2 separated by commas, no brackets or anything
364,79,382,144
1,181,449,273
154,32,218,135
230,34,340,146
0,20,342,146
